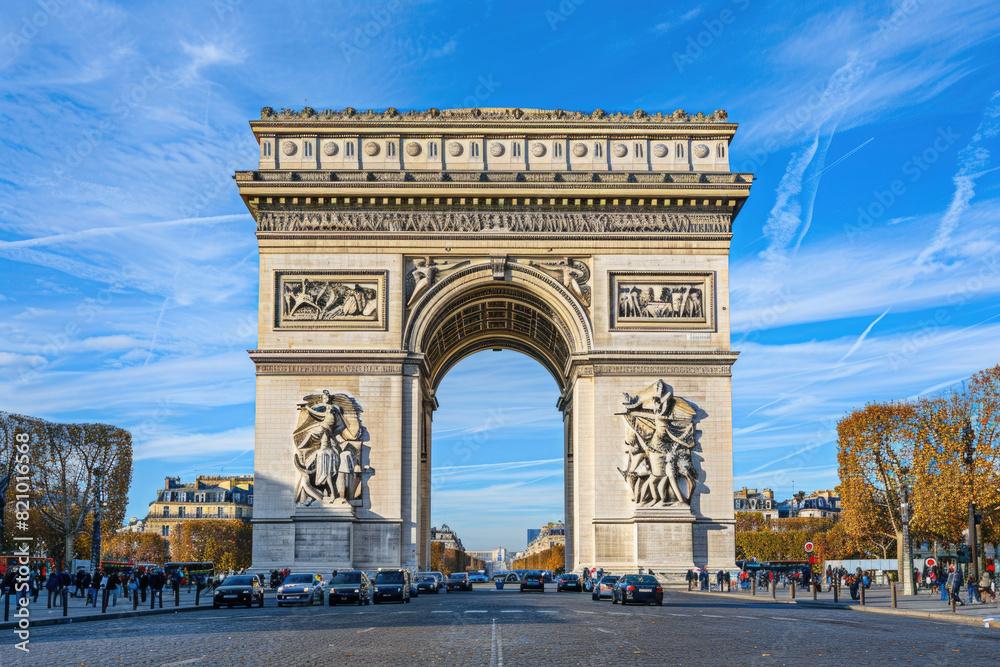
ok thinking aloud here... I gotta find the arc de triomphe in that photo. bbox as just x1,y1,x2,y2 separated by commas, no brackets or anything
235,106,751,577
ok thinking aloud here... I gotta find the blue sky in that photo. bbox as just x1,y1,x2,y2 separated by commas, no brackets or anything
1,1,999,552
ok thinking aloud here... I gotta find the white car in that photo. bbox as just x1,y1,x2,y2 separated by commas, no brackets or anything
276,573,325,606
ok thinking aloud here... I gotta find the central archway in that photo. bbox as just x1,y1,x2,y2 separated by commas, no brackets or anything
406,261,591,570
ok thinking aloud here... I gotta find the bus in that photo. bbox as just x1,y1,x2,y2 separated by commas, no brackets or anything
164,562,214,586
0,556,55,577
99,561,137,574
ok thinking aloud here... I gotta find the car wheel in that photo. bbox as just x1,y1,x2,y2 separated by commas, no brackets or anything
357,595,363,606
277,602,283,607
213,603,219,609
655,600,663,607
259,596,264,608
621,598,627,606
404,597,410,603
329,597,336,606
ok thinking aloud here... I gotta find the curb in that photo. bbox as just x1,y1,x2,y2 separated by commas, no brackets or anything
0,603,209,630
682,589,995,627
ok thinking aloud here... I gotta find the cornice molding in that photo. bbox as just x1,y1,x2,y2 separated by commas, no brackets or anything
256,106,731,125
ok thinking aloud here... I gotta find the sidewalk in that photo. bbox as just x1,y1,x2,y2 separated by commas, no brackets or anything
680,582,1000,627
0,586,215,630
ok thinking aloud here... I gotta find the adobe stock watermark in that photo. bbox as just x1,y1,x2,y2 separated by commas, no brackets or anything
672,0,751,73
340,0,403,63
3,0,71,54
545,0,586,31
430,408,506,492
845,126,959,243
51,66,167,177
461,75,501,109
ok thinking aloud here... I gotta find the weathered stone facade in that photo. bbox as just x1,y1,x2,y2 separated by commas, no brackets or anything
237,106,751,577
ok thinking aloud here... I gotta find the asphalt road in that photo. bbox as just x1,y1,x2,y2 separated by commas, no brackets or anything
2,586,998,666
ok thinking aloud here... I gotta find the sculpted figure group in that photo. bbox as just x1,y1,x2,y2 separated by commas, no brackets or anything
292,390,367,506
617,380,699,507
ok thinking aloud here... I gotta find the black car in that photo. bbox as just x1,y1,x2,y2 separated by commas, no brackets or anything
327,570,371,606
520,571,545,593
415,574,440,594
556,574,582,592
213,574,265,608
276,573,325,606
612,574,663,606
444,572,473,591
372,569,411,604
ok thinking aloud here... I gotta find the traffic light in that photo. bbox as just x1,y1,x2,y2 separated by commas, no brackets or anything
955,545,971,564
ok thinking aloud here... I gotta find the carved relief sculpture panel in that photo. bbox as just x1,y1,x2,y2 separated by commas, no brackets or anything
293,390,372,509
275,270,387,330
610,271,714,331
618,380,699,507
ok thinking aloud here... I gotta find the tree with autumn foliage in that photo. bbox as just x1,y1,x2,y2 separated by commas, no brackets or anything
102,532,169,566
911,365,1000,552
511,545,566,573
171,520,252,570
837,401,916,560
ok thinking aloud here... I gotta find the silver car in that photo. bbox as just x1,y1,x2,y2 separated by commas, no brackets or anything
276,573,325,606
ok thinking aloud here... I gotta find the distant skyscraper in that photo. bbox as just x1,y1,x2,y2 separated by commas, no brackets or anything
526,528,541,545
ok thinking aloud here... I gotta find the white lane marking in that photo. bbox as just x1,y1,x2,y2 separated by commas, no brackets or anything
500,609,523,613
769,616,800,621
539,610,558,613
431,610,454,614
490,618,504,667
734,615,757,619
667,613,688,617
356,627,376,633
465,610,487,613
161,658,206,667
699,614,725,618
595,628,612,634
574,610,596,614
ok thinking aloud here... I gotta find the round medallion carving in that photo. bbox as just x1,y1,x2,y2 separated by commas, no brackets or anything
322,141,338,156
694,143,710,158
405,141,421,156
613,143,628,158
490,142,505,157
364,141,380,156
572,142,587,157
531,142,546,157
448,141,463,157
652,143,668,158
281,141,297,156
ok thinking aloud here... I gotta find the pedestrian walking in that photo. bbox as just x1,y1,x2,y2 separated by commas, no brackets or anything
139,569,149,603
88,570,102,607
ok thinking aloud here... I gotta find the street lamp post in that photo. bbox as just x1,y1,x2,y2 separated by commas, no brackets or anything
901,482,916,596
89,472,106,576
961,417,980,583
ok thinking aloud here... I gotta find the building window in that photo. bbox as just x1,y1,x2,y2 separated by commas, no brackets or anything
304,141,313,157
249,496,253,506
262,141,271,157
717,142,725,158
428,141,438,157
162,525,169,537
217,507,223,517
162,507,169,517
634,143,644,158
554,143,562,158
178,506,185,518
513,143,521,158
196,507,203,518
594,142,603,157
387,141,396,157
676,143,685,158
471,142,479,158
346,142,355,157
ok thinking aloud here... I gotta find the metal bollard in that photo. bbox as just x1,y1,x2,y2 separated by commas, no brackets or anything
771,581,776,599
950,587,956,613
133,590,139,610
159,589,163,608
151,589,156,610
63,589,69,617
175,587,180,607
812,583,818,600
860,583,865,606
790,582,795,599
195,586,201,606
751,578,756,596
833,581,839,603
3,591,9,622
891,582,897,608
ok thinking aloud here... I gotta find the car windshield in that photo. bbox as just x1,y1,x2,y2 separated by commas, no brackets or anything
601,576,617,584
331,572,361,584
448,573,467,579
418,576,436,582
223,576,253,585
374,572,405,584
284,574,314,584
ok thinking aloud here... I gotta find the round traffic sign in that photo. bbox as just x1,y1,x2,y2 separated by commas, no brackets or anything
925,557,936,568
804,542,814,553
